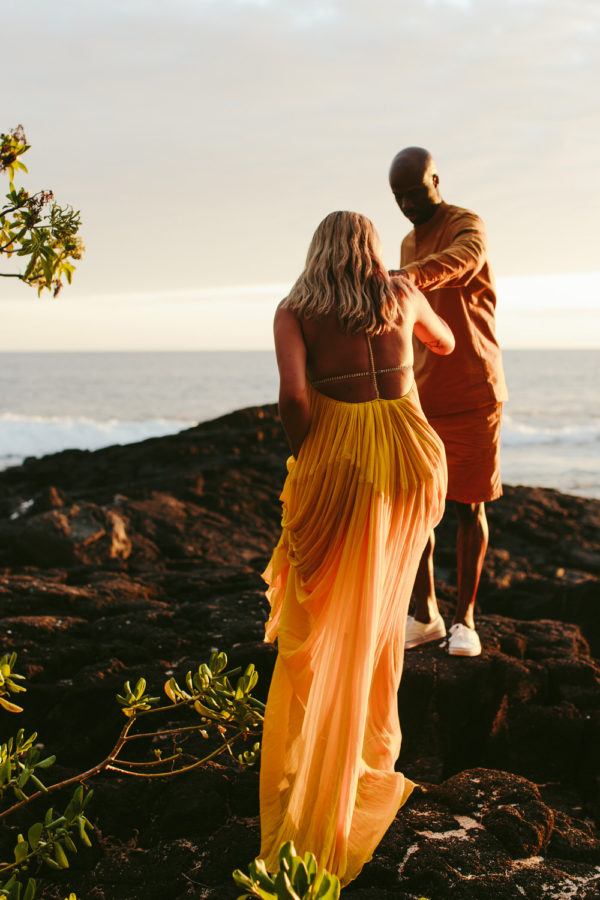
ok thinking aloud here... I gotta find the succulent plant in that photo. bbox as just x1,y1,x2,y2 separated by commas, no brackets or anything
233,841,341,899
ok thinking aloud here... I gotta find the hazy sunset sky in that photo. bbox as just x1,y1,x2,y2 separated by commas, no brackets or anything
2,0,599,349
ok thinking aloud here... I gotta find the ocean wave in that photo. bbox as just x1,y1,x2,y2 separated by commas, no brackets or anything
0,413,195,470
1,410,598,474
502,415,600,447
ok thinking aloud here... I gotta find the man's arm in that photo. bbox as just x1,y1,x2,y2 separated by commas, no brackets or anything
400,214,487,292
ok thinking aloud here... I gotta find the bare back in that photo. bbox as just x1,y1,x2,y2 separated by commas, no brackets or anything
299,301,416,403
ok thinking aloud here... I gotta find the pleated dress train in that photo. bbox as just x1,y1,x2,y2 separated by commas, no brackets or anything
259,381,447,886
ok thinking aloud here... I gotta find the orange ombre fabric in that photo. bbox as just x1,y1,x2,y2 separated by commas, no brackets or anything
259,381,447,885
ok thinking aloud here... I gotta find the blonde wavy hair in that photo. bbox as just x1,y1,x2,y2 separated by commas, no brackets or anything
282,211,400,334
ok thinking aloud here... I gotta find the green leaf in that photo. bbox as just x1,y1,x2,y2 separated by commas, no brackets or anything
249,858,275,890
42,256,53,286
313,872,341,900
278,842,296,868
303,853,317,880
231,869,255,890
29,773,48,792
23,879,36,900
78,816,92,847
17,768,31,788
63,833,77,854
53,840,69,869
0,755,12,784
0,696,24,713
292,859,308,896
14,835,29,863
27,821,43,850
273,871,299,900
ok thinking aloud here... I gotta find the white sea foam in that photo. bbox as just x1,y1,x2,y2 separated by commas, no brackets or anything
0,413,194,470
502,414,600,448
2,408,597,474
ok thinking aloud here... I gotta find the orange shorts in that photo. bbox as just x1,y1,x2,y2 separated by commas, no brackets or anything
427,403,503,504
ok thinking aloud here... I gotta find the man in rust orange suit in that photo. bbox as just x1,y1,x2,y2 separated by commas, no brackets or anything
389,146,508,657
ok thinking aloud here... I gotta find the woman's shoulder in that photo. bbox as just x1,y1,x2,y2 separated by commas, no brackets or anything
274,301,305,341
389,275,420,314
385,279,412,325
275,299,299,323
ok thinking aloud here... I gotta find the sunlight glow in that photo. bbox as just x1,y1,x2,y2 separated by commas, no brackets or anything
2,274,598,351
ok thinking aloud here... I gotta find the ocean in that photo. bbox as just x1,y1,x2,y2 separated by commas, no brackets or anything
0,351,598,498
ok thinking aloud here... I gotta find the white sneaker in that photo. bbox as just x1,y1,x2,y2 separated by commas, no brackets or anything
442,623,482,657
405,613,447,649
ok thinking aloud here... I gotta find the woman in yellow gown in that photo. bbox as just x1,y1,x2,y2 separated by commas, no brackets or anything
260,211,454,886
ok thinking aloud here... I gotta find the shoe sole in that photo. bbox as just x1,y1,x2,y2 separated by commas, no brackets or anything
448,647,482,657
405,629,447,649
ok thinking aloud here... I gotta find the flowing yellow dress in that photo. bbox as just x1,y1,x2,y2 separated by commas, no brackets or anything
260,380,446,886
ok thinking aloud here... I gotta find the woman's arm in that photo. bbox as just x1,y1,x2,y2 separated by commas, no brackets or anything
410,284,455,355
273,303,311,458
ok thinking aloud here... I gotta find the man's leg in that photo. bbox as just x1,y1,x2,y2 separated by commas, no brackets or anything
453,501,489,629
412,531,440,624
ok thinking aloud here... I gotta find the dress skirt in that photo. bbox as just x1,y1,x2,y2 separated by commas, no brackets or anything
259,382,447,885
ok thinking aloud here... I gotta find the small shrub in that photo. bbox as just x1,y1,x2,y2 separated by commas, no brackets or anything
2,648,263,898
233,840,341,899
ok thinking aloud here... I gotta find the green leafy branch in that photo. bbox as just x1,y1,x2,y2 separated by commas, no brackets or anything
1,653,93,898
1,649,263,899
111,650,263,776
233,841,341,900
0,785,93,895
0,125,84,296
2,650,262,819
0,728,55,804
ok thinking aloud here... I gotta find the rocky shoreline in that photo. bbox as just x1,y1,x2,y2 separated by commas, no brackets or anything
1,404,599,898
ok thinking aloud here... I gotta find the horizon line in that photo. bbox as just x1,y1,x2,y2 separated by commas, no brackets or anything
1,346,599,353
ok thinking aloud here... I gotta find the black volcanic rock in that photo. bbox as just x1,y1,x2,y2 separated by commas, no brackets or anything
1,404,599,898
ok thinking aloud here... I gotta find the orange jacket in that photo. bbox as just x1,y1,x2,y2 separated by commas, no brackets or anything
401,201,508,417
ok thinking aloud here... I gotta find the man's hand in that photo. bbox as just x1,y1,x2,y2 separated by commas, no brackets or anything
388,270,419,302
388,268,416,283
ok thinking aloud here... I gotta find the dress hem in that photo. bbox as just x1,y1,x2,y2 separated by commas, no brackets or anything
340,776,418,887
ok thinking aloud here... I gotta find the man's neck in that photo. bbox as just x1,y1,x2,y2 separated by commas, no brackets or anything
415,200,444,228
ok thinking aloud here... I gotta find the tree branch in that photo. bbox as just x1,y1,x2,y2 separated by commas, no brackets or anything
106,731,246,779
1,190,49,217
123,722,211,742
0,229,26,252
0,718,134,820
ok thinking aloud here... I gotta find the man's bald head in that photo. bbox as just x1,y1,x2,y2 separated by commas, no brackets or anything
389,146,441,225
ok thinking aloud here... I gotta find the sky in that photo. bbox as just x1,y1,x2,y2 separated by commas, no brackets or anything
2,0,599,350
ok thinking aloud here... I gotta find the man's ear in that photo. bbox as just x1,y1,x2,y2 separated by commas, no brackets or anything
432,173,440,188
